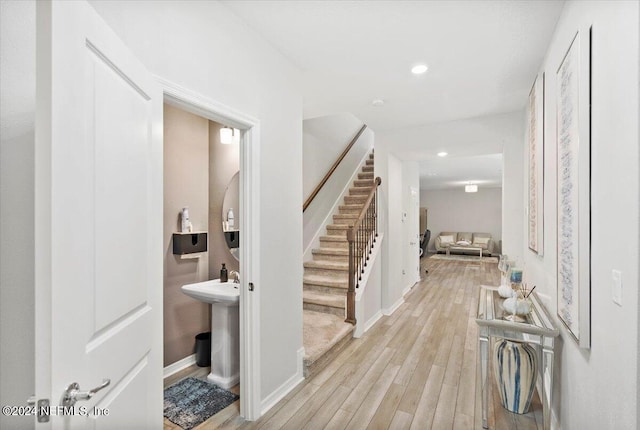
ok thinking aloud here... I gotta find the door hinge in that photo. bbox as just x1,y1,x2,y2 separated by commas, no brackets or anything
27,397,50,423
248,282,254,291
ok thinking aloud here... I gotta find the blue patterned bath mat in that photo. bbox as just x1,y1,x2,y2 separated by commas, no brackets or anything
164,377,239,429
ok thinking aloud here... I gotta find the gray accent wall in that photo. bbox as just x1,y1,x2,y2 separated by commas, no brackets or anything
420,187,503,253
163,103,210,367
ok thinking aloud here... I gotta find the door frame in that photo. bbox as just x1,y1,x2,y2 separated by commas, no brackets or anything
159,77,262,420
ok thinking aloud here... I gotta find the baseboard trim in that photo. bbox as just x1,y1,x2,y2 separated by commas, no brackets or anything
402,282,415,296
163,354,196,379
383,296,404,316
364,310,383,332
260,347,305,416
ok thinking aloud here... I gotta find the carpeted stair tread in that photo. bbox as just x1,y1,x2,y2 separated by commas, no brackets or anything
362,165,374,172
354,179,374,187
303,310,354,366
365,159,374,166
326,224,350,236
358,172,374,179
303,290,345,308
303,274,348,289
344,195,367,204
338,204,364,214
319,235,348,243
312,248,349,256
304,260,349,271
333,214,358,224
349,186,373,195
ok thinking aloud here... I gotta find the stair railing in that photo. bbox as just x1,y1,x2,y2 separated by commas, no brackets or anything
346,176,382,325
303,124,368,212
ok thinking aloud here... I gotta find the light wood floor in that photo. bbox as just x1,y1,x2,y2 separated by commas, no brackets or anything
164,258,543,429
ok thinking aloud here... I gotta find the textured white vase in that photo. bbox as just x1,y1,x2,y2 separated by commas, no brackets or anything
493,340,537,414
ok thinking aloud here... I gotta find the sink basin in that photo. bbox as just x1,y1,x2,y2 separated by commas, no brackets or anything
181,278,240,389
181,279,239,305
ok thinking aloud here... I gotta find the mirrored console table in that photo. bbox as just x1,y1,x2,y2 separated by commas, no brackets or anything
476,285,559,430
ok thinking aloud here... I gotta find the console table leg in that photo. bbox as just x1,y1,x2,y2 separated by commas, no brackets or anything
479,335,490,429
542,346,554,430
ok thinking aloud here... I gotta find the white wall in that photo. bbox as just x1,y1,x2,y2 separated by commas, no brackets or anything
89,0,304,405
0,1,35,429
303,116,373,254
303,113,365,199
377,149,404,312
376,111,524,258
519,1,639,428
2,0,304,412
375,141,421,313
421,188,502,253
502,112,526,262
402,163,420,289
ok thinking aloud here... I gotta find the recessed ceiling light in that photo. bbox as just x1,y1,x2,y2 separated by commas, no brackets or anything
411,64,428,75
437,152,448,157
371,99,385,107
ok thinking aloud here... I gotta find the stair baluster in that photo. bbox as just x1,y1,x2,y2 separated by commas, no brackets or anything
346,176,382,325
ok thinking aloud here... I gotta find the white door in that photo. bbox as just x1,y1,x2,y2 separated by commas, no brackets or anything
35,1,163,428
407,187,420,282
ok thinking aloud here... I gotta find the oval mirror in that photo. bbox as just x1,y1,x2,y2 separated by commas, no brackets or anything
222,171,240,260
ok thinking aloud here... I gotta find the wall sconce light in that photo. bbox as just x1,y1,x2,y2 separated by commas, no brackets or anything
220,126,233,144
465,184,478,193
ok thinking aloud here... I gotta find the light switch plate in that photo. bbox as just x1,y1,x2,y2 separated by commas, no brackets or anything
612,269,622,306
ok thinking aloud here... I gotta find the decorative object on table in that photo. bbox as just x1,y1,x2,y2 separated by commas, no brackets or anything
498,284,516,299
510,267,523,285
493,339,538,414
502,283,535,322
503,296,532,322
528,72,545,255
164,377,239,430
498,255,513,287
556,26,592,349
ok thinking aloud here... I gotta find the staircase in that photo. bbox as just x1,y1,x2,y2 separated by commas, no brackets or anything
302,152,375,375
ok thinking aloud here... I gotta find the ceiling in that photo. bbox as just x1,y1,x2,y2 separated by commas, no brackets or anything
222,0,564,189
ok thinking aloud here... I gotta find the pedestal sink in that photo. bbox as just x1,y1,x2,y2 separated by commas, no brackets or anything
181,279,239,389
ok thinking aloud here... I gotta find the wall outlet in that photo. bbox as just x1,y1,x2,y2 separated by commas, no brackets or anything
612,269,622,306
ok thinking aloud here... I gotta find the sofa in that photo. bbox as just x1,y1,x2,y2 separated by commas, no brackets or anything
434,231,494,256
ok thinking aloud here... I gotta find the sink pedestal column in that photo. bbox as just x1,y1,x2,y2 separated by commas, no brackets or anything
208,302,240,389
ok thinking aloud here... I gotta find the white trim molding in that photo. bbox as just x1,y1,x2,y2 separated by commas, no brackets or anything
260,347,305,416
163,354,196,379
157,76,262,421
383,297,405,316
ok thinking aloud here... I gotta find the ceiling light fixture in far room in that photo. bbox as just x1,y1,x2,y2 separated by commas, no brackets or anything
465,183,478,193
411,64,428,75
371,99,385,107
437,152,448,157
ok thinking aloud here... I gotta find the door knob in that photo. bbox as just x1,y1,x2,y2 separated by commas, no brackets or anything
60,379,110,406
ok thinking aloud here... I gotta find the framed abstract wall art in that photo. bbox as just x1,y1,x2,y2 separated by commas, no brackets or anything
556,27,591,349
528,73,544,255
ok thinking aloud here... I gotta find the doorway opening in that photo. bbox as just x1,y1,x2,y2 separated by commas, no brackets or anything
160,79,261,422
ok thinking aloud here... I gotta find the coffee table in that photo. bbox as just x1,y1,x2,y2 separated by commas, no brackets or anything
447,245,483,258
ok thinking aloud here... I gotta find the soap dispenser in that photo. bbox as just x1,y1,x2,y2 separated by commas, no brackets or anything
220,263,228,283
